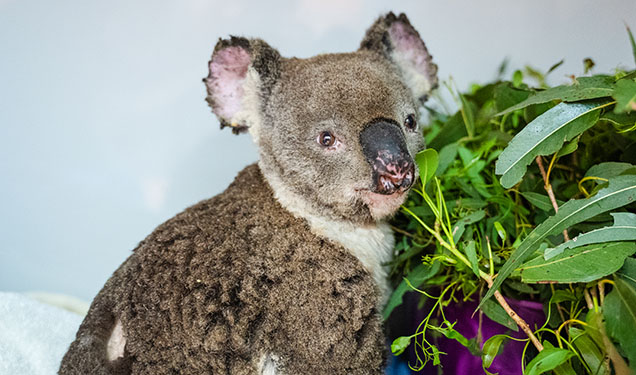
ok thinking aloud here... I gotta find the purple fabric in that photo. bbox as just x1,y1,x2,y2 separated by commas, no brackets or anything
405,294,545,375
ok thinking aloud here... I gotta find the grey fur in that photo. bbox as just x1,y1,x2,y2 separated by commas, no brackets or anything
60,12,437,374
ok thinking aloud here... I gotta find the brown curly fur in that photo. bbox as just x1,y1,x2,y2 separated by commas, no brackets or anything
59,165,384,374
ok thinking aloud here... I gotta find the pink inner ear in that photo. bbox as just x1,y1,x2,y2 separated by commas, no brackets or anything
388,22,431,76
208,46,251,121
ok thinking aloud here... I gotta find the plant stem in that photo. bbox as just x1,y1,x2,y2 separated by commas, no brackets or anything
535,156,570,241
403,183,545,353
484,275,544,352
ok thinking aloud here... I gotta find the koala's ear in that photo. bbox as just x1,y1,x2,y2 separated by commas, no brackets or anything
204,36,281,134
360,12,438,104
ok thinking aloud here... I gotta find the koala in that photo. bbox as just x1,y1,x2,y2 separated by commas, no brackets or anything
59,12,437,375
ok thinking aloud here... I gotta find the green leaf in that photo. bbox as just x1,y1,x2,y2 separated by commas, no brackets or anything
569,327,607,375
436,142,458,176
481,334,508,370
383,261,440,320
585,162,636,180
494,221,507,242
584,310,607,358
496,101,604,189
550,289,578,304
480,298,518,331
542,341,577,375
612,78,636,113
555,137,579,158
391,336,411,356
430,323,470,347
495,76,615,116
513,70,524,87
547,60,565,75
521,191,564,211
428,111,468,150
616,257,636,288
519,242,636,283
480,175,636,309
507,280,538,294
431,345,442,366
601,111,636,131
614,277,636,329
452,210,486,243
494,82,532,113
459,91,475,137
628,25,636,67
603,277,636,365
524,347,575,375
544,212,636,259
465,241,480,277
415,148,439,189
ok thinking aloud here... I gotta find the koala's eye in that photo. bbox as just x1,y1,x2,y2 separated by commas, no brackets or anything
404,114,417,131
318,131,336,147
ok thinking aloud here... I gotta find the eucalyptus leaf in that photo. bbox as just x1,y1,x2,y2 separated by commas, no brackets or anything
555,137,579,158
603,277,636,365
544,212,636,259
391,336,411,356
480,298,518,331
495,76,615,116
436,142,458,176
452,210,486,243
428,111,468,150
415,148,439,189
547,60,565,75
524,346,575,375
459,91,475,137
481,334,508,370
628,25,636,67
584,162,636,180
465,241,480,277
569,327,607,375
496,101,604,189
430,324,470,347
519,242,636,284
600,111,636,129
494,221,507,242
550,289,578,304
542,341,578,375
616,257,636,288
480,175,636,308
494,82,532,113
612,78,636,113
521,191,564,211
506,280,538,294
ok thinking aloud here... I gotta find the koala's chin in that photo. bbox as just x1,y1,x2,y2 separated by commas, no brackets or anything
360,190,410,221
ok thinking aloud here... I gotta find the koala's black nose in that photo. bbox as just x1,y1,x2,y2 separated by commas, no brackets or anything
360,119,415,195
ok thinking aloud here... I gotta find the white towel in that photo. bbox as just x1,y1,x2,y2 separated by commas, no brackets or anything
0,292,83,375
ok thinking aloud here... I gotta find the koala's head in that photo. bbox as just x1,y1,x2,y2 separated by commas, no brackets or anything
204,12,437,225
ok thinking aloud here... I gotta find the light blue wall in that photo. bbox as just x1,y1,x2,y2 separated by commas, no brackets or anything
1,0,635,301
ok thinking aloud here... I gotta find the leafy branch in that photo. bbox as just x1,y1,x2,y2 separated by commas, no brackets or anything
387,33,636,373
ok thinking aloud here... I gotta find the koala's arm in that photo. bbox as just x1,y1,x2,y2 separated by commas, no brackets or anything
268,262,386,375
59,258,134,375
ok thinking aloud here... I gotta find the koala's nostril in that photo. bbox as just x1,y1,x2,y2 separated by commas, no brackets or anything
375,161,415,194
401,164,415,189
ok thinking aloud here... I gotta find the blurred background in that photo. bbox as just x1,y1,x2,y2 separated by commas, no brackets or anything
1,0,635,301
